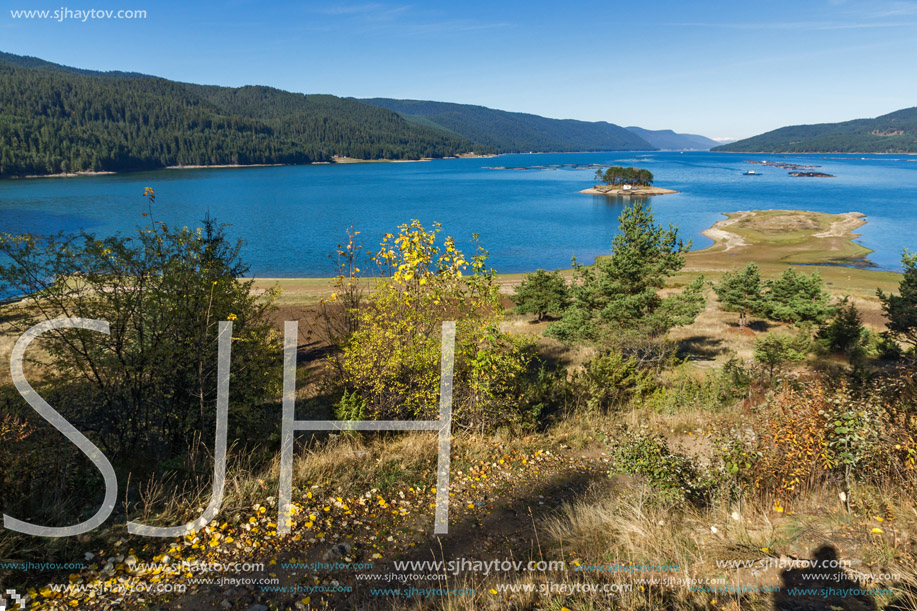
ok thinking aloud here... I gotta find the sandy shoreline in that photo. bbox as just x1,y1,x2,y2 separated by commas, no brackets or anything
5,153,503,179
701,211,754,251
166,163,284,170
580,185,678,196
13,170,117,179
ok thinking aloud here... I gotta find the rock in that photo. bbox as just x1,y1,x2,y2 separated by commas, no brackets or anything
322,542,353,561
248,605,269,611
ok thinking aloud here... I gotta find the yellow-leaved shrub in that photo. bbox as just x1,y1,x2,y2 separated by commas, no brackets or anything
339,220,530,430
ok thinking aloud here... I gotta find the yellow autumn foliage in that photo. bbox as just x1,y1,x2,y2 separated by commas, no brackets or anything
341,220,530,429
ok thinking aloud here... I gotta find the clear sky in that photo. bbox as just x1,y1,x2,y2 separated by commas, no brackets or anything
3,0,917,139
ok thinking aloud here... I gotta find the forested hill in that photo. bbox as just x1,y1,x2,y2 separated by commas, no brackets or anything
624,126,718,150
0,50,149,78
360,98,655,153
0,54,477,177
712,107,917,153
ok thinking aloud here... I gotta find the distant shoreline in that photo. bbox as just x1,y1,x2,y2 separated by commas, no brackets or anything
12,170,117,179
166,163,284,170
711,150,917,156
5,153,504,179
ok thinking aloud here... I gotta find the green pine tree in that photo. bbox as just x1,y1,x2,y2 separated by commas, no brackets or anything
547,200,705,343
761,268,833,325
512,269,570,322
878,250,917,349
713,262,765,327
817,296,868,355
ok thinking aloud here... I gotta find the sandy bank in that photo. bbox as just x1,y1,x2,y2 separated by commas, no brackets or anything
701,211,754,251
331,156,431,164
166,164,283,170
580,185,678,196
15,170,117,179
812,212,867,238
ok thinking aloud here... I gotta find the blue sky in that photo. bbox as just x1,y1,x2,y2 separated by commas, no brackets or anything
3,0,917,139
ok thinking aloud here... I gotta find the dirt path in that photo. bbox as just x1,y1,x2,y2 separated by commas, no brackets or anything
700,211,754,252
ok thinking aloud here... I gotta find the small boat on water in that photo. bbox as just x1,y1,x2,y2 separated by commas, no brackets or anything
743,170,760,175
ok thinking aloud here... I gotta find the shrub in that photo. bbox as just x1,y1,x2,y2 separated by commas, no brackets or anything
570,350,656,411
876,333,904,361
610,429,709,504
334,390,367,421
519,350,657,423
640,360,751,413
316,226,369,371
718,376,917,505
340,220,530,430
0,199,282,459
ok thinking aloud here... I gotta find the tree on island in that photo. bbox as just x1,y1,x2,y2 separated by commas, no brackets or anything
597,166,654,187
512,269,570,322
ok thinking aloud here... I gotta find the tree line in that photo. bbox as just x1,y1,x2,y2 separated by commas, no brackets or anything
0,62,480,177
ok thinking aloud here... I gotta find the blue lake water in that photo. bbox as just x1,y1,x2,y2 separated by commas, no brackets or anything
0,152,915,277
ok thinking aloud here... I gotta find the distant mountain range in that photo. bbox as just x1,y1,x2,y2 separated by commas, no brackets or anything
712,107,917,154
0,51,716,178
624,126,719,150
361,98,718,153
360,98,649,153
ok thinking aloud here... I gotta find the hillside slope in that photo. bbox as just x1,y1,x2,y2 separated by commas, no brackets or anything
0,54,477,177
361,98,656,153
712,107,917,153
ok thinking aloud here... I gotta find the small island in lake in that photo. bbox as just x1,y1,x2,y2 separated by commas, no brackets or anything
580,164,678,196
789,171,835,177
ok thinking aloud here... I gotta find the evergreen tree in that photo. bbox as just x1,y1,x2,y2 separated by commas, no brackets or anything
761,268,833,325
597,166,654,187
817,297,868,355
547,200,706,343
714,263,765,327
878,250,917,349
754,331,810,380
0,61,481,178
512,269,570,322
